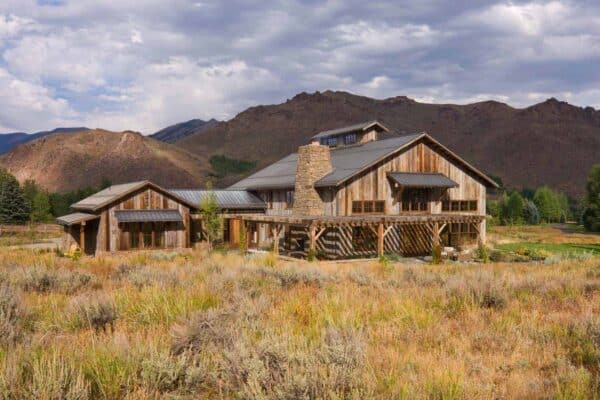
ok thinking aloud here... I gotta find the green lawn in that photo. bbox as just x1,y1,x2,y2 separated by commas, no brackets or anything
496,242,600,255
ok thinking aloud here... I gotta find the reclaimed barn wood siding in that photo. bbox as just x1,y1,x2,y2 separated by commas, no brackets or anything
99,187,190,252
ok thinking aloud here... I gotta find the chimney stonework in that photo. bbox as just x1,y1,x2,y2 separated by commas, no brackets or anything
293,142,332,216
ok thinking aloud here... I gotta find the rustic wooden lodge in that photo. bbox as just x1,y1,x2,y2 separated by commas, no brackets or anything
57,121,498,258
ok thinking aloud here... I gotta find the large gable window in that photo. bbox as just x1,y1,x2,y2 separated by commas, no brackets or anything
344,133,357,144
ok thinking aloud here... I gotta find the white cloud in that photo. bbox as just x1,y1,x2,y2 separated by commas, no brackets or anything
0,67,77,132
84,58,279,133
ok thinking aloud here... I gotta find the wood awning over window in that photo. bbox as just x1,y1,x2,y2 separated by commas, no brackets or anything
56,212,99,226
388,172,458,188
114,209,183,223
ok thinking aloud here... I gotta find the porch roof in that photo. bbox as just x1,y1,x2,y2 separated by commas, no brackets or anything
387,172,458,188
114,209,183,223
56,212,99,226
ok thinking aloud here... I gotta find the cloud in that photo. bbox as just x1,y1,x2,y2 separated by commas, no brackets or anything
0,1,598,133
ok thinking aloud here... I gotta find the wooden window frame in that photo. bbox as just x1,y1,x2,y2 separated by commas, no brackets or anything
400,188,429,213
442,200,478,213
351,200,386,215
326,136,338,147
284,190,294,209
265,191,273,210
344,133,357,145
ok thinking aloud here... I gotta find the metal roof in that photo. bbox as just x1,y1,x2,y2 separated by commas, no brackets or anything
230,132,499,190
311,120,389,139
114,209,183,223
56,212,99,226
229,133,423,190
71,181,151,211
388,172,458,188
168,190,265,209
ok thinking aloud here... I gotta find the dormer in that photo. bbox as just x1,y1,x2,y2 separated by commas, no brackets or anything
310,121,390,148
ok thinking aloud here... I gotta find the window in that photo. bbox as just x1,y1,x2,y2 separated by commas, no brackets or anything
285,190,294,209
401,189,428,212
264,191,273,209
344,133,357,144
129,223,139,249
352,200,385,214
442,200,478,212
447,222,478,245
326,136,338,147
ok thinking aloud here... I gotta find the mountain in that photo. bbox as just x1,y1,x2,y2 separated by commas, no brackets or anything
0,129,210,192
150,118,220,143
0,127,88,154
175,91,600,197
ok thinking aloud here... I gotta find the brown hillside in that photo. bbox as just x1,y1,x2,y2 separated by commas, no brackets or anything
0,129,211,192
177,91,600,197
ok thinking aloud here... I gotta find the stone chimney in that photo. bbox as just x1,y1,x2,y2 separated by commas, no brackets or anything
293,142,332,216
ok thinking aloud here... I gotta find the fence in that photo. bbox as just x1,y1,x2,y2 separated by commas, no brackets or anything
0,224,62,235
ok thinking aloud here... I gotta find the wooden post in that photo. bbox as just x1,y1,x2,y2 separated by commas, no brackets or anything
309,223,317,253
151,222,156,248
80,221,86,253
271,224,280,255
433,222,439,250
377,222,384,257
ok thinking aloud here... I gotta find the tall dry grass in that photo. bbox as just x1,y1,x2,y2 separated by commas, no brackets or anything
0,245,597,399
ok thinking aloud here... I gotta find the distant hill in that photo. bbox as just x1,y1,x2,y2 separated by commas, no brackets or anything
0,127,88,154
175,91,600,196
0,129,210,192
150,119,220,143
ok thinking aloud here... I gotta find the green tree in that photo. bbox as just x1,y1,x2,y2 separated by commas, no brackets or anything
533,186,561,222
522,199,540,225
30,191,53,223
497,192,510,225
22,179,40,207
582,164,600,232
0,168,30,224
506,191,524,224
200,181,221,251
100,177,112,190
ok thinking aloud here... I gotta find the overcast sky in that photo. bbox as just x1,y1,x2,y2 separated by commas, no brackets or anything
0,0,598,134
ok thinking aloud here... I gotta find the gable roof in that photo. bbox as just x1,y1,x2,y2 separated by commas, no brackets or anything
71,181,154,211
311,120,389,140
168,189,265,210
229,133,499,190
56,212,99,226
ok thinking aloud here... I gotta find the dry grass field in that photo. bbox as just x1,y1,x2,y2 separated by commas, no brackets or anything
0,225,598,399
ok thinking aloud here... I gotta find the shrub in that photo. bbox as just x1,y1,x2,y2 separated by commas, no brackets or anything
27,352,91,400
140,352,189,394
431,244,443,264
171,308,236,355
476,242,490,263
15,265,95,294
307,249,317,262
257,265,328,288
71,295,117,333
0,286,26,346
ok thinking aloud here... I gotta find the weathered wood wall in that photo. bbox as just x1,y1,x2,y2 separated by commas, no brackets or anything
97,186,190,252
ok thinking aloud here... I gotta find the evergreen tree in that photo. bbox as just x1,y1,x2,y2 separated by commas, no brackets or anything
522,199,540,225
497,192,510,225
506,191,524,224
30,191,53,223
0,169,30,224
583,164,600,232
22,179,40,208
200,181,221,251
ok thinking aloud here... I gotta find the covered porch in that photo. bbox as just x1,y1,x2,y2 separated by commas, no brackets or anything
222,213,486,259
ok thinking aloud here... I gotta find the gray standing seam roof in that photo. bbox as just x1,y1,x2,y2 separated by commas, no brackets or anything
311,120,389,139
229,133,424,190
71,181,150,211
114,209,183,223
56,212,99,226
388,172,458,188
168,190,265,209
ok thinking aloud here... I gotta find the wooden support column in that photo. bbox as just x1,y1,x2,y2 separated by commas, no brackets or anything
377,221,384,257
271,224,282,255
151,222,156,248
433,221,439,249
79,221,86,253
309,223,317,253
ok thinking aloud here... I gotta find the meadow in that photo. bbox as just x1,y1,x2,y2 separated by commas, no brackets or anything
0,225,598,399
